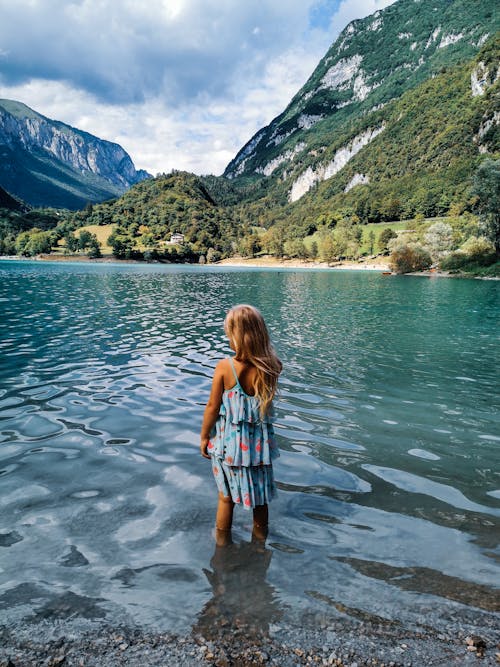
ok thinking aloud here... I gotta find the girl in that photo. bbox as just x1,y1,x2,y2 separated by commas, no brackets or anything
200,304,282,541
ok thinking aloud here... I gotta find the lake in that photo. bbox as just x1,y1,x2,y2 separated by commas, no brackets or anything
0,260,499,634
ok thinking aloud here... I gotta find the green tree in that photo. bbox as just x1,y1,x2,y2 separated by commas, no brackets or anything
367,230,376,255
239,234,261,258
15,229,54,256
87,236,102,258
109,229,135,259
206,248,222,263
320,234,336,265
77,230,93,251
380,196,402,221
440,237,496,271
471,158,500,253
424,222,454,259
331,233,348,259
389,242,432,274
261,226,284,257
378,228,397,254
284,238,307,259
64,233,79,252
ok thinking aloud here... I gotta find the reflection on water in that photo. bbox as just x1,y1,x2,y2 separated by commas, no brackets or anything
0,260,499,634
195,534,281,640
335,557,500,612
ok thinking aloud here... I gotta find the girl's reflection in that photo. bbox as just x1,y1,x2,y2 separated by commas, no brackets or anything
195,530,282,638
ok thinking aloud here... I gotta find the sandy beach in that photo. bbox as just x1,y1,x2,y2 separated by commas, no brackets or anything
217,256,392,271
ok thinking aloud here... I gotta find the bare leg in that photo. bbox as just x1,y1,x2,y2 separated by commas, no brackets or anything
252,503,268,541
215,528,232,547
216,491,234,532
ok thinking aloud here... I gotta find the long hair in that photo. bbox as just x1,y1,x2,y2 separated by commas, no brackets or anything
224,304,282,418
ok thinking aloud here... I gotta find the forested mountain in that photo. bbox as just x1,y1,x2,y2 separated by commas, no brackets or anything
67,171,238,259
219,31,499,237
225,0,498,198
0,99,150,209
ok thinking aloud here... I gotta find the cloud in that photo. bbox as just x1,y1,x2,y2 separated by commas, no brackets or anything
0,0,398,176
0,38,325,177
0,0,325,105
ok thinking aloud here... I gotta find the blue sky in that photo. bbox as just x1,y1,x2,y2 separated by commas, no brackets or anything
0,0,397,175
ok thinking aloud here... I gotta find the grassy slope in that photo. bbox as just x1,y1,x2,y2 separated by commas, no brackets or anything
57,223,116,254
77,224,115,254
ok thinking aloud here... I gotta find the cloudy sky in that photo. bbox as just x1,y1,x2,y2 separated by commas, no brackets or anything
0,0,397,176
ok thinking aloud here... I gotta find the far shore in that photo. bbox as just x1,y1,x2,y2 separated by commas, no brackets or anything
0,253,393,272
1,253,498,279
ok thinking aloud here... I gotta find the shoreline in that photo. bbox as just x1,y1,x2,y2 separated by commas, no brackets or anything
217,256,392,271
1,605,498,667
0,253,391,270
1,254,498,279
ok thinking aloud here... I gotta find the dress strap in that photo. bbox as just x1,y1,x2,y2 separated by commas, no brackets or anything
229,357,241,388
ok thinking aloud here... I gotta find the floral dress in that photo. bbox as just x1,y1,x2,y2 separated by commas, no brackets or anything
207,358,279,509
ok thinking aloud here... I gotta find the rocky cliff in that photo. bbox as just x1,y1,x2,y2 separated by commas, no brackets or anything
0,99,150,209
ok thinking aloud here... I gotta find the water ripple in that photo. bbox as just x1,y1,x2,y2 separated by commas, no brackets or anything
0,260,499,631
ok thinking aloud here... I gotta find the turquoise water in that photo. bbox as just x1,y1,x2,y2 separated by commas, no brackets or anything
0,260,499,631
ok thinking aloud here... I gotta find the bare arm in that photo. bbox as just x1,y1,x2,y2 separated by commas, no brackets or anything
200,360,225,458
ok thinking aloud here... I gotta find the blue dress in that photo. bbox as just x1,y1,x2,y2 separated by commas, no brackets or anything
207,358,279,509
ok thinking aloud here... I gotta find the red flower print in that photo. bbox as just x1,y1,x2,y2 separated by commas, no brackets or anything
228,392,234,399
226,456,233,464
244,493,251,507
213,467,219,475
240,442,249,451
235,496,240,503
207,441,213,450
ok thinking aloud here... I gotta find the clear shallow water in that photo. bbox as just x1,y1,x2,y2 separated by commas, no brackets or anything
0,260,499,632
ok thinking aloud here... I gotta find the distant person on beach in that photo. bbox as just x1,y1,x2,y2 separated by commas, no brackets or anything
200,304,282,543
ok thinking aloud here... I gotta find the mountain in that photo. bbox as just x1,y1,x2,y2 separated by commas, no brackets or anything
224,0,499,217
0,99,150,210
68,171,238,257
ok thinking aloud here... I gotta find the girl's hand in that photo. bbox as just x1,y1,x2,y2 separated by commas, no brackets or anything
200,438,211,459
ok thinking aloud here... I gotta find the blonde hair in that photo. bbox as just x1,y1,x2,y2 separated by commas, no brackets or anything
224,304,282,418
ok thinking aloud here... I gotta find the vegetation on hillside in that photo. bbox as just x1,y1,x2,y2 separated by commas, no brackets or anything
226,0,499,179
64,172,238,261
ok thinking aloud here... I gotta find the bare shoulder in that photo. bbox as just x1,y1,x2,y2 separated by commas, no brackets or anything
214,358,233,387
